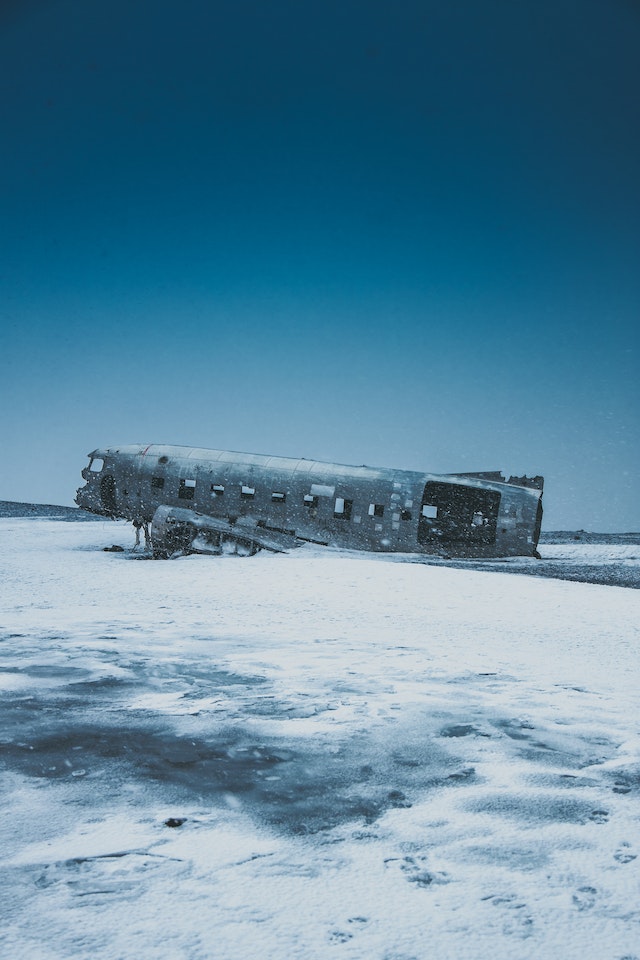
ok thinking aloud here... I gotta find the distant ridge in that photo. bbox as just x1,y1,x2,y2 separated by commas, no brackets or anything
0,500,102,521
539,530,640,545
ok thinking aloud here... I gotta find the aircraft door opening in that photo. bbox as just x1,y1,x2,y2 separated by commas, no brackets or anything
100,474,117,515
418,481,500,546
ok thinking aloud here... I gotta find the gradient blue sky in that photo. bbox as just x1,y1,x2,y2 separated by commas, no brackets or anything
1,0,638,529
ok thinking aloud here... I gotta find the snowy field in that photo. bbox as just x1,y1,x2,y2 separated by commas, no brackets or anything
1,518,639,960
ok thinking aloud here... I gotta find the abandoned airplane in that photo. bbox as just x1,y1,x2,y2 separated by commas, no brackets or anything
75,444,543,559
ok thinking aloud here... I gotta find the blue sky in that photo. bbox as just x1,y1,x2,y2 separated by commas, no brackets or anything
1,0,638,529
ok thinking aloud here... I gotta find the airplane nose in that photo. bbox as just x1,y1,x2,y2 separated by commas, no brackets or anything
75,485,96,510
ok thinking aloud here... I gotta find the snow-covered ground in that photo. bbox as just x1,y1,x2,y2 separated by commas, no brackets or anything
1,519,639,960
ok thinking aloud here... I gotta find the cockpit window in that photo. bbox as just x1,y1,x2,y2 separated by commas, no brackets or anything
89,458,104,472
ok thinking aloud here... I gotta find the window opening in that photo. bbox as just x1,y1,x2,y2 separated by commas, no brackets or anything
89,458,104,472
272,491,286,502
179,478,196,500
368,503,384,518
401,510,412,521
151,476,164,489
211,484,224,496
241,485,255,499
334,497,353,520
304,495,319,508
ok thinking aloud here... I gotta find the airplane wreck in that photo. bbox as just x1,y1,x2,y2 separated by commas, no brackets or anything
75,444,543,559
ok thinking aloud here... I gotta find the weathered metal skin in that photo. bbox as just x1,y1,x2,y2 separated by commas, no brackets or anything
75,444,543,558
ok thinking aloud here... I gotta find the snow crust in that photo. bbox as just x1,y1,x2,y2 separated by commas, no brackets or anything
1,519,639,959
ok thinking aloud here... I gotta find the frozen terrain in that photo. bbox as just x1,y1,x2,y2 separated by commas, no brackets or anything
1,518,639,960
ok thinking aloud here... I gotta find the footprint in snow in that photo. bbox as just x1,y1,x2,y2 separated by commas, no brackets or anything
613,781,632,794
572,886,598,911
589,809,609,823
328,930,353,944
614,843,637,864
482,893,534,939
384,856,448,888
327,916,368,944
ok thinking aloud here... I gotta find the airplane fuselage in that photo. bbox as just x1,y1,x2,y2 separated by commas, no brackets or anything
76,444,543,558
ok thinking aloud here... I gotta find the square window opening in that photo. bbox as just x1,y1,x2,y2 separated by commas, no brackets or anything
179,479,196,500
334,497,353,520
368,503,384,518
241,485,255,499
151,476,164,489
